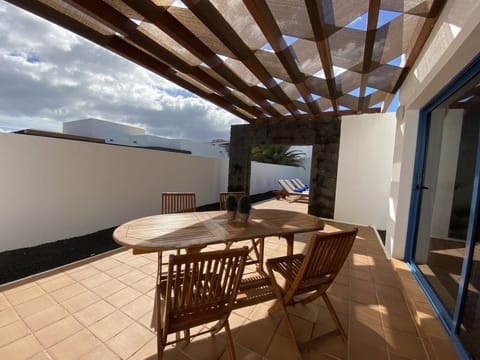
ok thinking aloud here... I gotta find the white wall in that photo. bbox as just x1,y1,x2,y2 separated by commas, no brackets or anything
0,133,229,252
335,113,396,229
387,0,480,258
0,133,313,252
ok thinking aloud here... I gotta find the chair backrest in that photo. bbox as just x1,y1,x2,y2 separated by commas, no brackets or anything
219,192,245,210
290,179,302,188
285,229,358,302
162,192,196,214
163,247,248,332
295,178,306,188
285,179,300,191
278,179,295,193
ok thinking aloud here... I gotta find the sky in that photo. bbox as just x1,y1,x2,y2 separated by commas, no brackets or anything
0,2,398,142
0,1,245,141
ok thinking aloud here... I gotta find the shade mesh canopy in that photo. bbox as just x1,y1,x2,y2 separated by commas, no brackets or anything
7,0,445,122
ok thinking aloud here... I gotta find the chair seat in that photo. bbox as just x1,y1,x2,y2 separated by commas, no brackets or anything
267,254,332,294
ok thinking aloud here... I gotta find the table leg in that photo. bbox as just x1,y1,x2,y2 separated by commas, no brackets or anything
283,233,294,256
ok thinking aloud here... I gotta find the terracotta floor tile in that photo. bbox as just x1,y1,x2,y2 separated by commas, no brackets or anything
37,274,75,293
276,313,314,343
106,322,154,359
121,294,153,320
384,328,428,360
118,269,149,286
105,286,142,308
24,304,68,331
4,283,45,306
91,257,123,272
0,306,20,327
0,334,42,360
178,328,228,360
235,318,277,355
380,310,418,335
90,278,127,298
79,272,113,289
105,264,135,278
48,329,102,360
67,266,100,282
74,300,115,326
89,310,134,342
426,335,461,360
265,332,301,359
13,294,56,319
61,289,100,313
29,351,52,360
79,343,120,360
137,261,159,276
129,275,156,294
34,316,83,348
126,256,152,268
0,293,11,311
0,319,30,347
303,334,348,360
50,282,87,303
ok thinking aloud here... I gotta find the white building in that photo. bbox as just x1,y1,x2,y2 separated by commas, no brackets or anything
63,118,229,158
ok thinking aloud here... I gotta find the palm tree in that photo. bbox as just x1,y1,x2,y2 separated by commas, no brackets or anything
251,145,305,167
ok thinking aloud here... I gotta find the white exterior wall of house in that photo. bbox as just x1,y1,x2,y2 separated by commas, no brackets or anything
387,0,480,259
335,113,396,230
63,118,228,158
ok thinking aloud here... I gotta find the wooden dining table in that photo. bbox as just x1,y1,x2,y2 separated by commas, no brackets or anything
113,208,325,328
113,208,325,258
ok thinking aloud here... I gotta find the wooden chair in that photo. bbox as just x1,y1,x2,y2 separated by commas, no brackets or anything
162,192,196,214
266,229,358,358
157,247,249,360
219,192,264,271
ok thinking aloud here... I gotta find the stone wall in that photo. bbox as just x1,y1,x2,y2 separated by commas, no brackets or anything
228,117,341,218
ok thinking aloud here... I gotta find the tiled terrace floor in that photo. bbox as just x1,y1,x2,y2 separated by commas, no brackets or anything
0,199,459,359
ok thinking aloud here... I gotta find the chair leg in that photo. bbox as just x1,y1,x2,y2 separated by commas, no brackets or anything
157,331,164,360
224,320,236,360
322,293,346,340
184,329,190,344
267,266,302,359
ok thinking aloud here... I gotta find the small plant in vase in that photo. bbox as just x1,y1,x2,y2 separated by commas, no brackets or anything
237,196,251,224
225,195,237,221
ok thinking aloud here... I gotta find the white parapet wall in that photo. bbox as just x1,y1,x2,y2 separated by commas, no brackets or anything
0,133,229,252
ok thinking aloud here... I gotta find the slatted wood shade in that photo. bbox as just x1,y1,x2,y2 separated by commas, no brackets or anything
6,0,446,122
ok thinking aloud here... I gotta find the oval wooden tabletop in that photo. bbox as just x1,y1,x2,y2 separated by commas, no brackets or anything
113,209,325,252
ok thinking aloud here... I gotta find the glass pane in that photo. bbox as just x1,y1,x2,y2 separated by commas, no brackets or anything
414,73,480,316
459,244,480,358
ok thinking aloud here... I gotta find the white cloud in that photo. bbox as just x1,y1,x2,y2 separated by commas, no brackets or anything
0,1,245,141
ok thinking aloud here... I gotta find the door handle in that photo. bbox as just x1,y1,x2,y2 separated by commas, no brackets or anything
416,185,429,190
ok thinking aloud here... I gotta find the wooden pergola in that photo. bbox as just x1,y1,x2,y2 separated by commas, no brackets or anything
7,0,448,216
7,0,446,123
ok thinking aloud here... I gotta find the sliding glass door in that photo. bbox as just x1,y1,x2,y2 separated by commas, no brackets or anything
408,58,480,358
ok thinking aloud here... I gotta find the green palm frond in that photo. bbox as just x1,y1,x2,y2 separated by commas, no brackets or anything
251,145,305,168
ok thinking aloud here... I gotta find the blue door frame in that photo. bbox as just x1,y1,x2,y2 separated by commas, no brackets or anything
405,54,480,359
